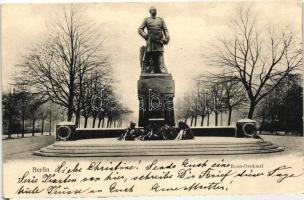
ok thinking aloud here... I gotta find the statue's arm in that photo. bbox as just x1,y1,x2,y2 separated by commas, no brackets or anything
162,19,170,43
138,19,148,40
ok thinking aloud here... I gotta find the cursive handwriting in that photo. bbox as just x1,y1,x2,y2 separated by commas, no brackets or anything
16,186,44,194
109,182,134,193
267,165,303,183
87,161,138,171
145,159,176,170
17,171,38,184
14,159,303,197
55,161,82,174
151,181,226,192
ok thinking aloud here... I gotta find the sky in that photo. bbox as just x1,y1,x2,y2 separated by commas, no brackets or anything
1,1,302,122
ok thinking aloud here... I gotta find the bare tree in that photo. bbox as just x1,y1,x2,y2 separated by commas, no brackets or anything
208,80,226,126
212,72,247,125
27,94,46,136
13,80,30,137
20,6,110,124
39,103,51,135
223,79,246,125
176,88,209,127
256,73,303,135
192,79,212,126
197,89,209,126
3,88,19,138
176,94,193,125
255,95,271,133
210,7,302,119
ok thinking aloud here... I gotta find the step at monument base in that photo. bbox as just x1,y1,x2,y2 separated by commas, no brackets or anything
34,137,284,157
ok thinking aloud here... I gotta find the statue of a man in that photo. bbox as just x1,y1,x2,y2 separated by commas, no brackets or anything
138,6,170,73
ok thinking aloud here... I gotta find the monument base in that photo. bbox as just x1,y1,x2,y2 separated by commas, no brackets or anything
56,126,236,141
138,73,175,127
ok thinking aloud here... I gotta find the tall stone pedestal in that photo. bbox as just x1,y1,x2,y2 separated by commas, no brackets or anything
138,73,175,127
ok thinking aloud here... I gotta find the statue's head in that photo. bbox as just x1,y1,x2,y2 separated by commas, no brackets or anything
149,6,157,17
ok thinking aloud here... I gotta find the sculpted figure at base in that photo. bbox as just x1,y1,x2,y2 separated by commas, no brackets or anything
138,6,170,73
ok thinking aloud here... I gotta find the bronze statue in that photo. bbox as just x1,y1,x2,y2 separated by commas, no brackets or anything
138,6,170,73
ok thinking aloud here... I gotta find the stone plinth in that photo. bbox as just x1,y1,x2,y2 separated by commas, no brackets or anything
138,73,175,127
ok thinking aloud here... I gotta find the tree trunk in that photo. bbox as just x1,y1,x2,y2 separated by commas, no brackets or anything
84,116,88,128
32,120,35,136
98,117,102,128
92,115,97,128
41,117,44,135
260,113,266,134
220,112,223,126
21,114,25,138
227,106,232,126
8,118,12,139
215,112,218,126
190,116,194,127
113,120,116,128
207,113,210,126
200,115,204,126
67,78,75,122
67,107,73,122
107,118,110,128
184,117,188,124
247,102,256,119
75,112,80,127
271,114,274,134
194,115,197,127
49,110,52,135
102,118,105,128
